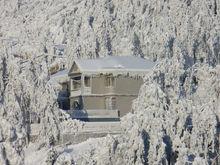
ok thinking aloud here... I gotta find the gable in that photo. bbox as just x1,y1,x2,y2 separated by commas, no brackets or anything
69,62,81,75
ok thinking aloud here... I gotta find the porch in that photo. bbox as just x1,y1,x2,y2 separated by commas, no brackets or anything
66,109,120,122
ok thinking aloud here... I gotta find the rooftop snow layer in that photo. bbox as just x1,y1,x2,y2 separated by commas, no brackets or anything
49,69,69,85
50,69,68,78
74,56,155,72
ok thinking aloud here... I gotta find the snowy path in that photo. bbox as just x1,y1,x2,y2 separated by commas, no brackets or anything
61,121,122,144
30,121,122,144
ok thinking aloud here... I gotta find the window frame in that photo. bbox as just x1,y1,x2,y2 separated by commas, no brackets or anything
71,76,81,90
105,76,115,87
105,97,117,110
84,76,91,87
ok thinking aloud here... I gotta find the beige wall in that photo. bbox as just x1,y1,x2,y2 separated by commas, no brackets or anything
83,96,105,110
70,95,137,117
91,75,143,95
115,77,143,95
116,96,136,116
70,96,105,110
91,76,106,94
70,75,143,117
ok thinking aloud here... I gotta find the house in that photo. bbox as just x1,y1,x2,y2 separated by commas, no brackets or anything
68,56,155,120
54,44,66,57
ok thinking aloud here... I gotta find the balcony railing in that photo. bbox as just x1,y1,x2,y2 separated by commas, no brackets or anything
71,90,81,97
70,86,92,97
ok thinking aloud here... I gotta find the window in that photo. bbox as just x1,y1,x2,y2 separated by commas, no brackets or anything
72,76,81,90
105,76,115,87
84,76,91,87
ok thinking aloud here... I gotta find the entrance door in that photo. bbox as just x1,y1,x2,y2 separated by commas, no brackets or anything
105,97,116,110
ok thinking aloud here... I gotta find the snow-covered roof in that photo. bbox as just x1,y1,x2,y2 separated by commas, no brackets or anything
49,69,69,84
71,56,155,75
51,69,68,78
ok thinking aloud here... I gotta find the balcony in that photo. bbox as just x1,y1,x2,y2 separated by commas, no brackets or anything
70,86,92,97
71,90,81,97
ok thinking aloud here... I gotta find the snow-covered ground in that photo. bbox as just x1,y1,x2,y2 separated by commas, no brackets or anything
25,137,101,165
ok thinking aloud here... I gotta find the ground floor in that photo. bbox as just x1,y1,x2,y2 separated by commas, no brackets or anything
70,95,137,117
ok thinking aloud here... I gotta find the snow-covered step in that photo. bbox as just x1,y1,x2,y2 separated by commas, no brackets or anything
80,122,122,133
68,109,119,120
61,132,119,145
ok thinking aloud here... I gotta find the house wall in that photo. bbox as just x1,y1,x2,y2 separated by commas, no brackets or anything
69,74,143,117
91,76,106,94
70,95,137,117
91,76,143,95
83,96,106,110
115,77,143,95
116,96,137,116
70,96,105,110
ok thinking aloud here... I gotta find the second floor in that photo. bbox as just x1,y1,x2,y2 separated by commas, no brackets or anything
69,74,143,97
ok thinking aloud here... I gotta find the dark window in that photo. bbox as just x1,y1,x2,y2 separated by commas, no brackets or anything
105,76,115,87
73,101,80,110
84,76,91,87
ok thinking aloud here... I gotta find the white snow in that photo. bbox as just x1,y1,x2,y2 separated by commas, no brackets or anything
71,56,156,77
74,56,156,73
49,69,69,83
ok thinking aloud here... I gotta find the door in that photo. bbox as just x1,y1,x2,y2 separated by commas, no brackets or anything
105,97,116,110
